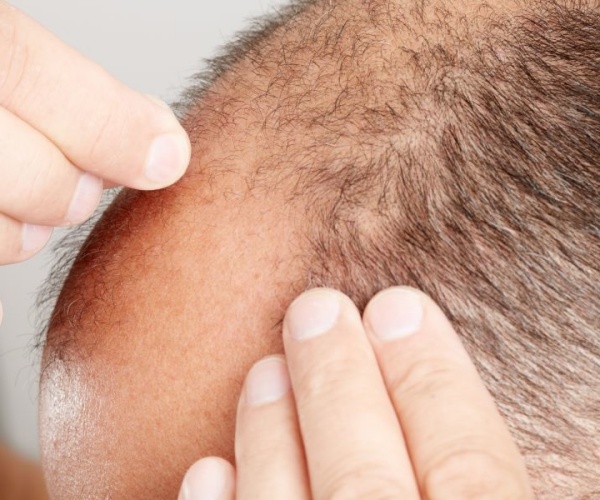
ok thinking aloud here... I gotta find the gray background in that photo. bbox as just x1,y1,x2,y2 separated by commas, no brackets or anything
0,0,287,459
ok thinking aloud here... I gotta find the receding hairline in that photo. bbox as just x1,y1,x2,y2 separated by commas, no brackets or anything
38,0,599,495
35,0,315,351
170,0,600,493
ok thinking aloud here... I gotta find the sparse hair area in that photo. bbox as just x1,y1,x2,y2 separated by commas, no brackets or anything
40,0,599,497
178,0,600,495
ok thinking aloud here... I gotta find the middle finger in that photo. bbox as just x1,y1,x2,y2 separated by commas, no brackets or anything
283,288,420,500
0,106,102,226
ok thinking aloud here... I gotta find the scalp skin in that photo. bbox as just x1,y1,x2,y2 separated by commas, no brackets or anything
40,0,599,497
41,172,307,498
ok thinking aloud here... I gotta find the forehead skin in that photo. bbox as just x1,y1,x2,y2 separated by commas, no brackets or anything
39,150,305,498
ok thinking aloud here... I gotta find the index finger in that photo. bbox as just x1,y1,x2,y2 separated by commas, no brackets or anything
0,3,190,189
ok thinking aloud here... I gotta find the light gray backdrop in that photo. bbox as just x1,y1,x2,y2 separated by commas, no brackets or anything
0,0,287,459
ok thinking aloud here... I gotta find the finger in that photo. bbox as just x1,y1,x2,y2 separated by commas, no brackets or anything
283,289,421,500
178,457,235,500
0,213,52,265
0,106,103,225
103,181,120,190
0,4,190,189
235,355,310,500
363,287,534,499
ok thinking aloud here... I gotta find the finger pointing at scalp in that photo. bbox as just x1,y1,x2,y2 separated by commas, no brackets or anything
0,3,190,190
179,457,235,500
363,288,533,499
283,289,420,500
234,356,310,500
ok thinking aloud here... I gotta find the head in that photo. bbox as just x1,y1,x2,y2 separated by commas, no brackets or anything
39,0,599,497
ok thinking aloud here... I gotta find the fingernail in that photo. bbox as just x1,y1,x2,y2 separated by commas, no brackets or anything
66,173,103,224
21,224,52,253
245,357,291,406
179,458,229,500
367,288,424,341
286,289,340,340
144,132,191,185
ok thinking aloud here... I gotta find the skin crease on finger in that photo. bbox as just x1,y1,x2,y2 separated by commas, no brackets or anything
39,136,308,498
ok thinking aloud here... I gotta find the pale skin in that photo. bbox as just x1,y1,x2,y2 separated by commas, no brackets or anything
0,3,189,498
0,3,532,498
0,2,190,266
180,288,533,499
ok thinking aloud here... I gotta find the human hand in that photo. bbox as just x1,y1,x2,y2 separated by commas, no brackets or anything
179,287,534,499
0,2,190,265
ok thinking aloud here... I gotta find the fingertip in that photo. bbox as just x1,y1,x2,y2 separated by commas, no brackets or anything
179,457,235,500
363,286,426,341
244,355,291,407
142,130,192,188
65,173,104,225
100,92,191,191
140,96,191,188
21,224,53,257
285,288,343,341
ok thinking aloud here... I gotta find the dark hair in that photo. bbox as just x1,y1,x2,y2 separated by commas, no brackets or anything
41,0,599,495
178,0,600,493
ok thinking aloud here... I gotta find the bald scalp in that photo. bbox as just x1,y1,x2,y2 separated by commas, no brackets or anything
176,0,600,495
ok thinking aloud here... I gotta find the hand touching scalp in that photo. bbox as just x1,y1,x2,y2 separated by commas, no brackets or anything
0,2,191,265
180,288,534,499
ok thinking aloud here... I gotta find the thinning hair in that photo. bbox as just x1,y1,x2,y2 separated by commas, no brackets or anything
180,0,600,493
40,0,599,496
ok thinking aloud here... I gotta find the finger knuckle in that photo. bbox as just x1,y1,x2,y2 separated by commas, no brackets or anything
0,5,28,101
323,465,406,500
423,449,525,499
85,108,115,163
389,356,458,403
296,354,358,406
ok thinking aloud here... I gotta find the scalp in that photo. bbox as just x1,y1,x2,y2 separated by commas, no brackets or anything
40,0,600,497
178,0,600,494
